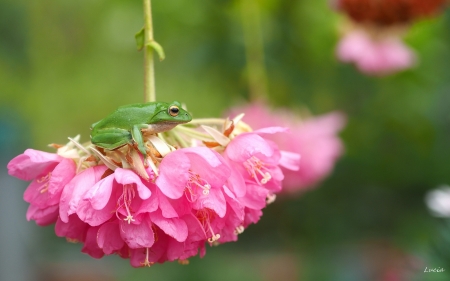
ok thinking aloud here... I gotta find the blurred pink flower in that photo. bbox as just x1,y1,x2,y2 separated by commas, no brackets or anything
336,30,416,75
333,0,447,75
228,103,345,194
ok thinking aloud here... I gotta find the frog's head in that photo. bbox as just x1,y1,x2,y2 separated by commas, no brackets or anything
151,101,192,124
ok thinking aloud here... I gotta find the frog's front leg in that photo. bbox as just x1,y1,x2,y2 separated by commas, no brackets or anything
131,124,150,161
91,128,131,150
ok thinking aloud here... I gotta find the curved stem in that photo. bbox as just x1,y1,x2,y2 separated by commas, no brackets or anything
143,0,156,102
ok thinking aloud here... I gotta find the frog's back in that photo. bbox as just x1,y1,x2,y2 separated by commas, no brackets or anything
91,102,160,132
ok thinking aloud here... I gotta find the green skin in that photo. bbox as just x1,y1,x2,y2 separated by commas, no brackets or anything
90,101,192,159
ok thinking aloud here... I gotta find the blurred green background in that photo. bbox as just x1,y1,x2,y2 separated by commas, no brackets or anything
1,0,450,280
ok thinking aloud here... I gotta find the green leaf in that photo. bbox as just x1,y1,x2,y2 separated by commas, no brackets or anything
146,40,166,61
135,27,145,51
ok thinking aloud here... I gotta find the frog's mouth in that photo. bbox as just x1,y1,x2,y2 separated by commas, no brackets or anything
143,121,188,135
160,119,190,124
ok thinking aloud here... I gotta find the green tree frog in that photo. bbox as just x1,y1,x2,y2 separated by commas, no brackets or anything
90,101,191,160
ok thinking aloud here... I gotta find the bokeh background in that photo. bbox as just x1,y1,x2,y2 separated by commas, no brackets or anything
1,0,450,280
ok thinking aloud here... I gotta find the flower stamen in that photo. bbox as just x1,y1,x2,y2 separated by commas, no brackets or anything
178,259,190,265
185,171,211,200
140,248,154,267
116,184,136,224
243,156,272,185
196,209,220,243
234,225,245,235
37,172,51,193
266,193,276,204
37,172,51,183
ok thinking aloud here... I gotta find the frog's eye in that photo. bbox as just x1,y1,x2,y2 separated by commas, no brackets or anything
168,105,179,117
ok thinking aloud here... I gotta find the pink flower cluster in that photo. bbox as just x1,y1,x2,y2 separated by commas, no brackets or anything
228,103,346,194
336,30,416,75
7,127,299,267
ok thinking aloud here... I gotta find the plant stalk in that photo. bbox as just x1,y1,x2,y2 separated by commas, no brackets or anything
241,0,269,101
143,0,156,102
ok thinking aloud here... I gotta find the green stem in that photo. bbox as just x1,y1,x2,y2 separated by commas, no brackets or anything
241,0,268,101
143,0,156,102
170,131,190,148
174,126,214,140
188,118,227,125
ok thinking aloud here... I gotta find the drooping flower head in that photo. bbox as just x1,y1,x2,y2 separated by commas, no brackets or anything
336,0,447,25
333,0,448,75
7,109,300,267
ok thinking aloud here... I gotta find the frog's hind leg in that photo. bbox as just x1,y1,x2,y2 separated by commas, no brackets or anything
91,128,132,150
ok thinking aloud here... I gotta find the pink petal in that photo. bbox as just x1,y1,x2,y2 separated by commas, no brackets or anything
47,158,76,195
263,165,284,192
223,186,244,221
23,181,47,206
226,133,274,162
55,215,88,241
157,188,179,218
238,184,268,210
84,174,115,210
146,229,170,263
253,126,289,135
134,191,159,218
165,239,185,261
156,150,190,199
244,208,263,227
199,244,207,258
81,226,104,259
151,210,188,242
181,214,207,241
114,168,151,200
179,241,204,260
26,204,59,226
337,30,416,75
184,147,231,187
182,147,223,168
281,112,346,191
97,222,125,254
279,150,301,171
129,248,148,268
120,219,155,249
59,166,108,223
336,30,371,63
168,196,192,217
76,195,115,226
225,160,246,197
129,233,167,267
7,149,62,181
192,188,227,218
378,38,416,72
23,158,76,209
